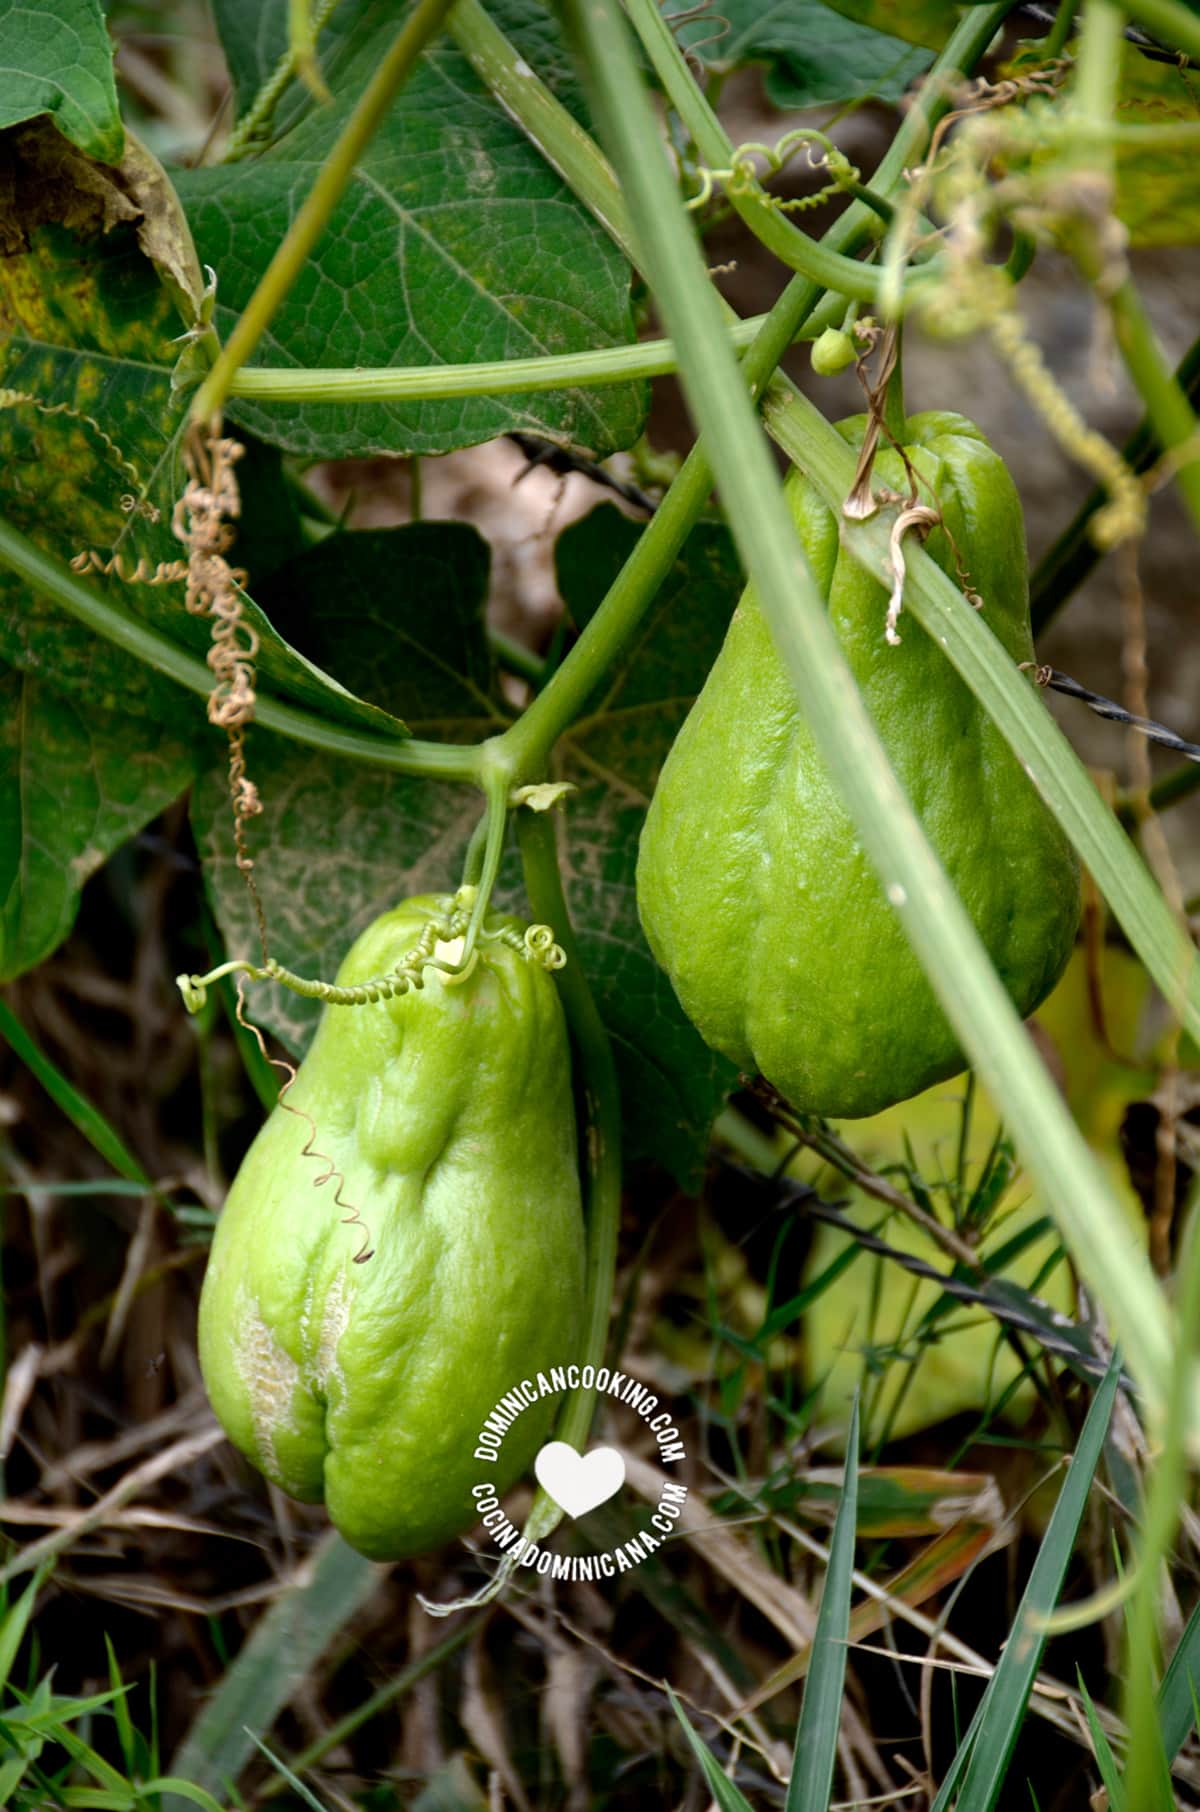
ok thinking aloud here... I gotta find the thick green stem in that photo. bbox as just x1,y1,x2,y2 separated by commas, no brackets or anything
0,516,480,781
517,809,622,1502
192,0,458,423
462,769,510,959
555,0,1174,1419
1075,0,1125,133
226,309,806,404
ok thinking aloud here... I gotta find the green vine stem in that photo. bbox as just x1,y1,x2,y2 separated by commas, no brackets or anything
0,515,480,782
1030,334,1200,631
191,0,459,424
554,0,1176,1421
226,309,810,404
461,766,511,959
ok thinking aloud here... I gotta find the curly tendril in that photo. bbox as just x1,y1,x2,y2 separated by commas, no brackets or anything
176,899,568,1016
231,980,375,1264
1,388,142,487
69,550,190,585
685,128,859,216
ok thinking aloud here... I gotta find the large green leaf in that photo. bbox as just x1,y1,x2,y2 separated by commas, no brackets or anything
0,665,198,979
669,0,934,108
181,0,645,460
0,0,122,163
0,121,409,738
193,508,740,1184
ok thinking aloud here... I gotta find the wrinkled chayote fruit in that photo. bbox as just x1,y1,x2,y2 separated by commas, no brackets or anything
637,411,1080,1119
199,892,585,1560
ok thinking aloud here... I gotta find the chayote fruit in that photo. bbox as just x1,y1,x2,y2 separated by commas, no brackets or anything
637,411,1080,1119
198,892,585,1560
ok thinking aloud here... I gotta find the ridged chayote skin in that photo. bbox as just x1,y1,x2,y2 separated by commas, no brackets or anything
637,411,1080,1119
198,893,584,1560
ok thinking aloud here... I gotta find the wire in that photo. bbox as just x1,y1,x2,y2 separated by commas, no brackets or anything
1042,667,1200,765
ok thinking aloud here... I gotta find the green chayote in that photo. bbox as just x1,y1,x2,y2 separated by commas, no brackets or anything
637,411,1080,1119
198,892,585,1561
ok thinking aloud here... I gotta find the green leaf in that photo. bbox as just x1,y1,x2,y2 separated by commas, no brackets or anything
670,0,934,108
180,0,645,459
0,0,123,163
0,665,199,978
192,508,739,1183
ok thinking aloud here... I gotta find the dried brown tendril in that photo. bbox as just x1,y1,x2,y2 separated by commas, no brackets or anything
173,429,268,960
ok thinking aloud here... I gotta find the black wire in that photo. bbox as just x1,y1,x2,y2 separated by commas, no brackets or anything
507,434,659,516
1044,669,1200,765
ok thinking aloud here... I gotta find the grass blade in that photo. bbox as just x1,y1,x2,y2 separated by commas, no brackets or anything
1157,1591,1200,1761
930,1354,1121,1811
786,1397,859,1812
0,998,148,1183
1077,1674,1128,1812
669,1693,756,1812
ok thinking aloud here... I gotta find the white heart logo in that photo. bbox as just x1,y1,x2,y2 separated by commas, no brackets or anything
534,1441,625,1519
